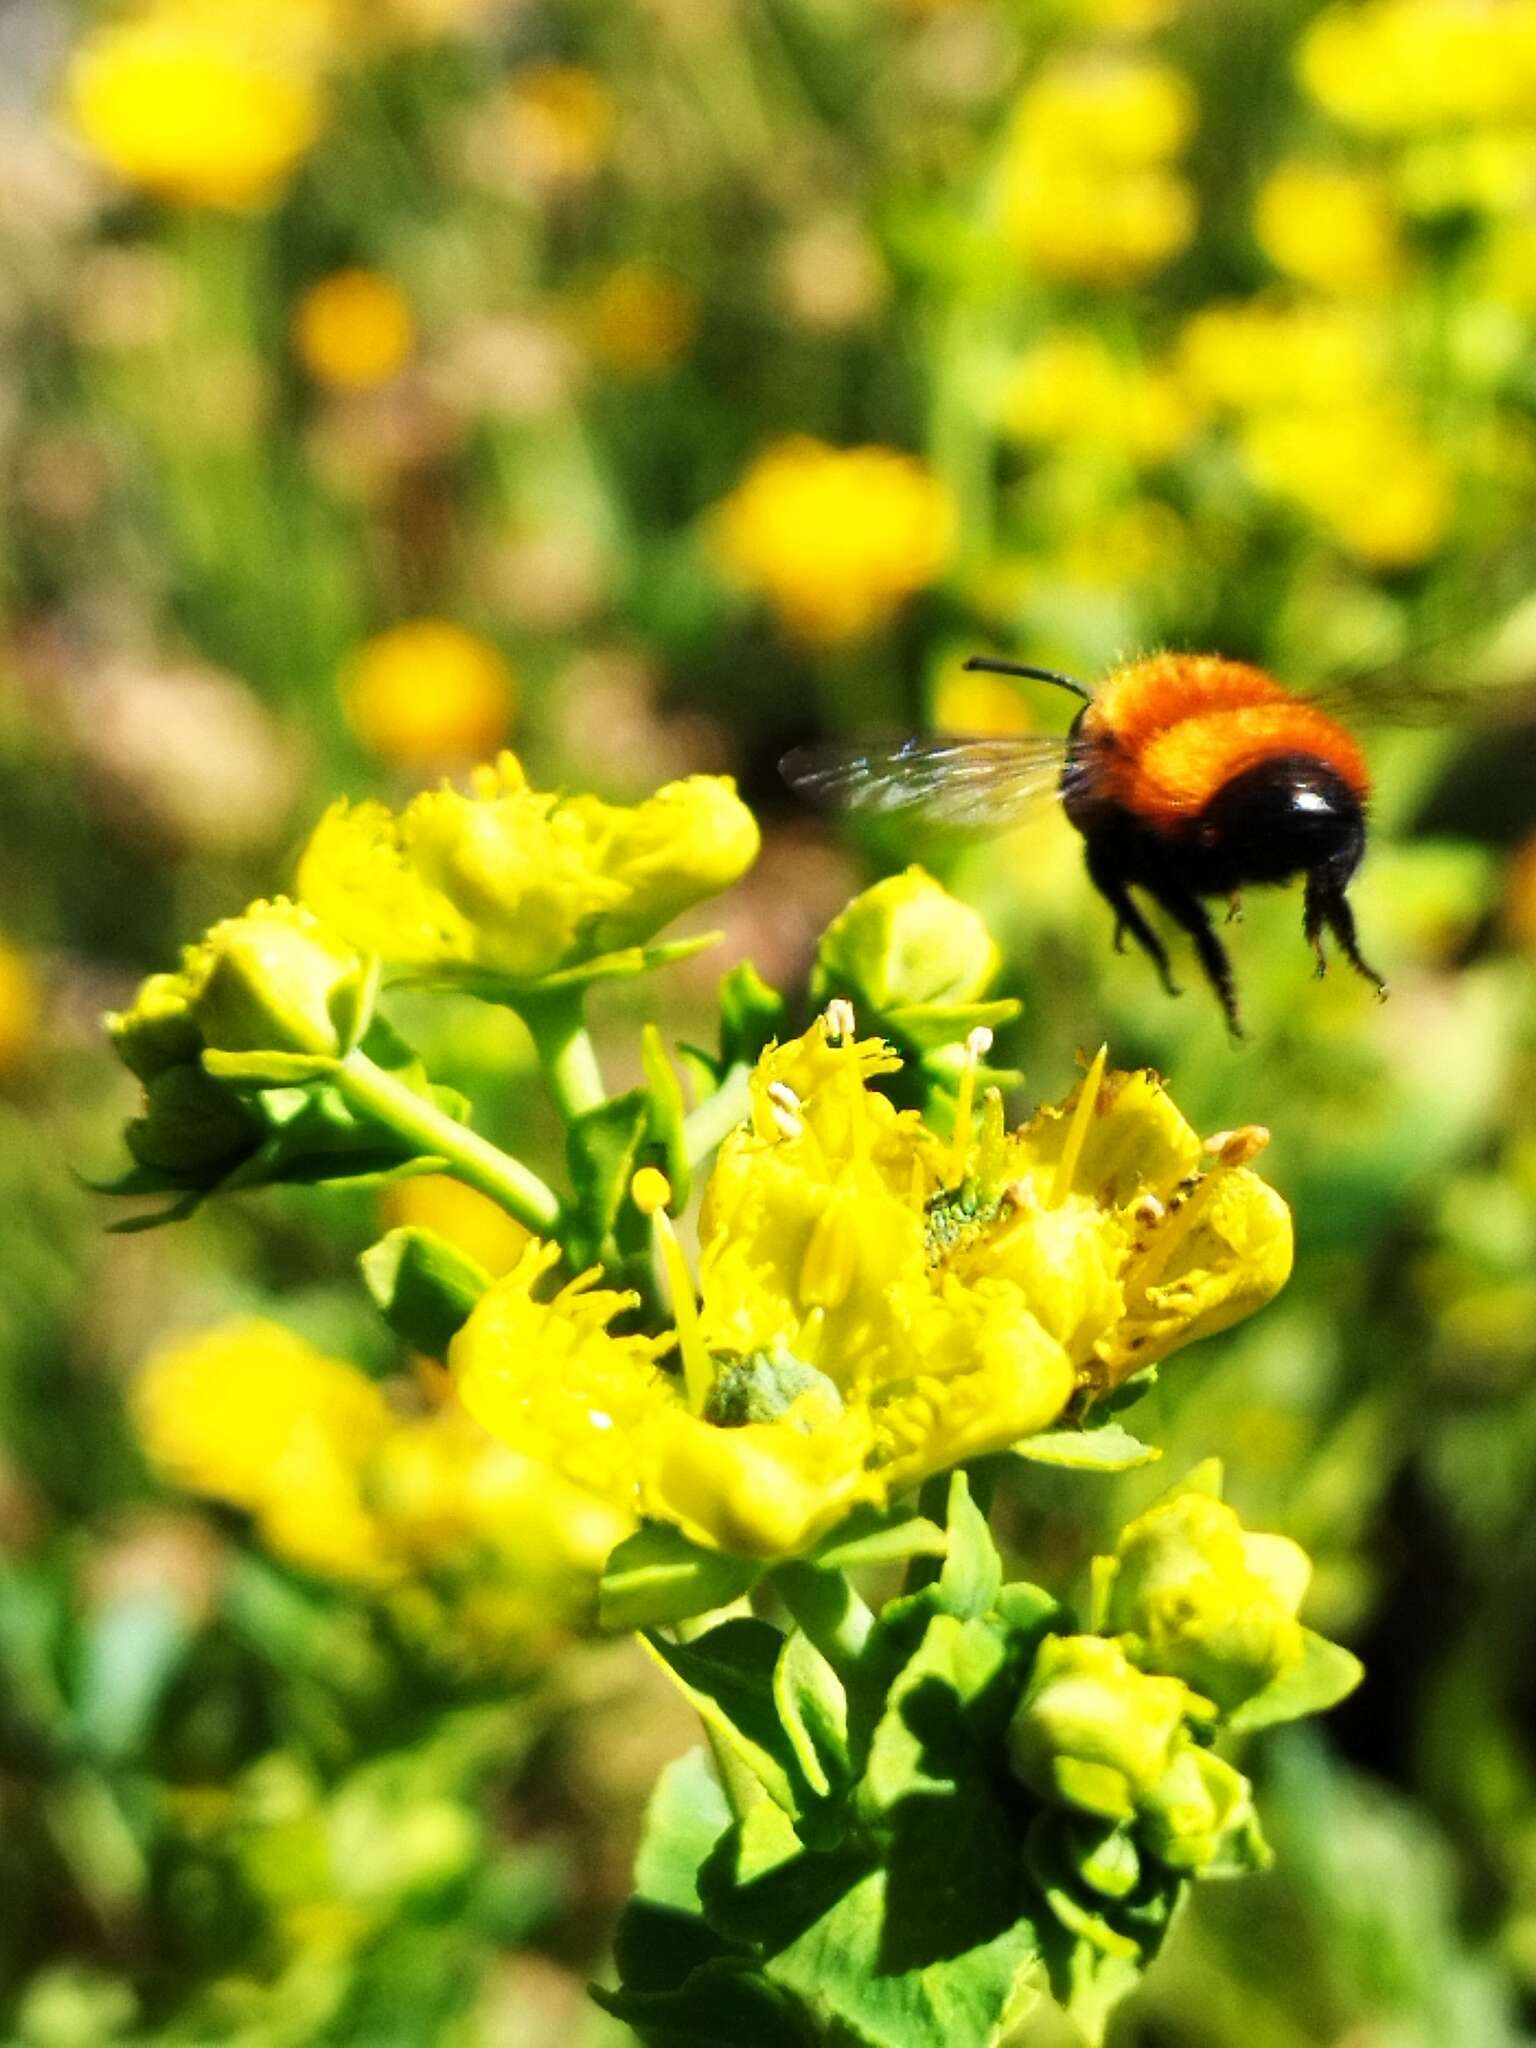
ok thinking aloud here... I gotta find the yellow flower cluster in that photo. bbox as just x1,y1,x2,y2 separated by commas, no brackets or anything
710,438,953,645
340,621,516,768
294,270,415,391
67,3,328,210
454,1025,1292,1561
297,749,759,985
1253,161,1402,296
134,1318,628,1662
1299,0,1536,134
1000,56,1197,285
1000,330,1198,466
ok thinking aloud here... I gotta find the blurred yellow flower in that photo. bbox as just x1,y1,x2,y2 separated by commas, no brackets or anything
66,12,324,210
381,1173,529,1277
1001,330,1198,464
1503,833,1536,952
294,269,415,390
455,1027,1292,1560
1240,401,1450,566
135,1321,392,1580
0,939,40,1078
342,620,516,768
1299,0,1536,134
504,63,614,188
582,264,698,376
1253,162,1402,295
931,659,1038,737
1001,57,1197,285
710,438,953,645
1397,129,1536,217
298,750,759,985
1178,297,1381,413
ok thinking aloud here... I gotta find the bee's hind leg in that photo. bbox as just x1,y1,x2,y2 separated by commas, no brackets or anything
1085,847,1182,999
1152,885,1245,1041
1306,868,1387,999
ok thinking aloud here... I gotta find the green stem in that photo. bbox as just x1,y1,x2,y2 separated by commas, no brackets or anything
683,1062,751,1165
335,1049,563,1237
522,991,607,1123
772,1562,874,1675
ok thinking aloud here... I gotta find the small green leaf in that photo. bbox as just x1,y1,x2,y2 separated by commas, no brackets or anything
642,1024,692,1211
773,1632,849,1802
1015,1425,1162,1473
719,962,787,1070
1226,1630,1365,1734
200,1048,338,1086
883,997,1021,1053
936,1471,1002,1621
359,1227,490,1358
601,1525,762,1632
566,1090,651,1268
73,1587,191,1761
642,1620,806,1815
810,1509,947,1573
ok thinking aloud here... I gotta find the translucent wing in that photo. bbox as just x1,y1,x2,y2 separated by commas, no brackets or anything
780,734,1072,831
1299,666,1536,731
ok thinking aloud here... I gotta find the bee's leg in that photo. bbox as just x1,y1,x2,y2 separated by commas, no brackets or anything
1310,869,1388,998
1226,891,1244,925
1303,872,1330,977
1085,846,1181,997
1154,887,1244,1039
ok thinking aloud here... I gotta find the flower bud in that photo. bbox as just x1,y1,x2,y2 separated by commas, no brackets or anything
1138,1744,1267,1875
188,899,363,1059
595,775,761,951
813,867,1000,1015
126,1065,261,1174
1009,1634,1192,1822
107,971,203,1082
1099,1486,1310,1713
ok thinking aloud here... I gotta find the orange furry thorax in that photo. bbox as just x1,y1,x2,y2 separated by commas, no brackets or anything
1081,654,1370,831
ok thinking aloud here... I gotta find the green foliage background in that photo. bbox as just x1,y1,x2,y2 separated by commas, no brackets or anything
3,0,1536,2041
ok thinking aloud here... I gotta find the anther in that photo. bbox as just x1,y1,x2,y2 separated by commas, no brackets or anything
1204,1125,1269,1168
767,1079,804,1139
824,998,857,1043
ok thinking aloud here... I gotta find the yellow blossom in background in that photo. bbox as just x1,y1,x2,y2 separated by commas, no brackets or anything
1253,162,1402,295
710,438,953,645
381,1174,529,1277
931,658,1038,737
1503,833,1536,952
0,940,40,1078
1000,330,1198,465
342,621,516,768
454,1025,1292,1560
134,1321,392,1580
582,264,698,377
1240,401,1450,566
298,750,759,984
1298,0,1536,134
1178,297,1382,414
66,11,325,210
503,63,614,189
294,270,415,391
1000,56,1197,285
1395,129,1536,218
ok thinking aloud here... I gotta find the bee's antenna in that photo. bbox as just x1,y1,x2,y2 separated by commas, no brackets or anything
963,655,1092,704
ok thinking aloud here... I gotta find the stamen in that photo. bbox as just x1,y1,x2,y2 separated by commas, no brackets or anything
823,998,857,1043
630,1170,712,1413
1125,1131,1268,1305
1204,1126,1270,1167
949,1025,994,1183
767,1079,804,1140
1052,1044,1108,1207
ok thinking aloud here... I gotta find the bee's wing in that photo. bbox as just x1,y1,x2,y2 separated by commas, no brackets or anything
1298,666,1536,731
780,734,1073,831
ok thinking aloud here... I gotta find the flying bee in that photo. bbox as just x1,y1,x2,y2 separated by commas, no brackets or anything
781,649,1512,1039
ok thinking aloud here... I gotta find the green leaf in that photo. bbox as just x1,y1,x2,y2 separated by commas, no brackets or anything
883,997,1022,1053
642,1620,807,1816
1014,1424,1162,1473
859,1613,1010,1818
643,1024,693,1212
72,1587,191,1761
719,962,787,1070
600,1524,762,1632
773,1632,849,1803
565,1090,651,1268
359,1227,490,1358
810,1509,947,1573
200,1048,339,1086
593,1957,822,2047
936,1471,1003,1621
1226,1629,1365,1734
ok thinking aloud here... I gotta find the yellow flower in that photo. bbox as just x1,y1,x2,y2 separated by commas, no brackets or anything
1240,401,1450,566
341,621,516,768
1298,0,1536,134
1178,298,1381,414
931,658,1038,737
1000,57,1197,285
1009,1634,1194,1821
0,939,40,1078
297,751,759,986
582,263,698,376
503,63,614,188
709,438,954,646
294,269,415,391
66,12,324,210
381,1174,529,1277
1000,330,1199,464
134,1321,392,1580
1253,162,1402,296
453,1027,1292,1560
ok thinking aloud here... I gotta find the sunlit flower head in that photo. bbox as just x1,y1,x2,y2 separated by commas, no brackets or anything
1298,0,1536,134
1000,330,1199,465
503,62,615,189
341,621,516,768
581,263,698,376
297,751,759,987
710,438,953,645
1178,298,1382,414
454,1028,1291,1560
1240,400,1450,566
1253,161,1402,296
66,11,325,210
294,268,415,390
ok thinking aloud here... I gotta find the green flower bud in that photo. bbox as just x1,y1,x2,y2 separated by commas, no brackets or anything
1139,1745,1268,1876
125,1065,261,1175
1099,1484,1310,1713
107,972,203,1082
813,867,1000,1016
1009,1634,1192,1822
595,775,762,952
189,899,364,1059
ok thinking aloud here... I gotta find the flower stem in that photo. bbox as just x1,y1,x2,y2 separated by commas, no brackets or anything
683,1062,751,1165
772,1562,874,1674
335,1049,563,1237
522,991,607,1123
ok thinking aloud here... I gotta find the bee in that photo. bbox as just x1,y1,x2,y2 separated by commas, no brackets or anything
781,650,1496,1039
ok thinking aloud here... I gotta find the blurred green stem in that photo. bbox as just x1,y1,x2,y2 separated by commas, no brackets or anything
522,992,607,1123
335,1049,562,1236
683,1062,752,1164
